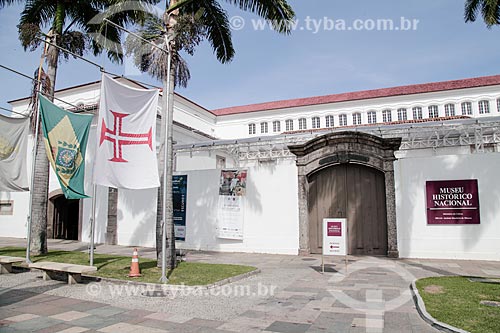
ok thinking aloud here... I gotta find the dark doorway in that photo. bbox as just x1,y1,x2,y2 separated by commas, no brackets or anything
308,163,387,255
51,195,80,240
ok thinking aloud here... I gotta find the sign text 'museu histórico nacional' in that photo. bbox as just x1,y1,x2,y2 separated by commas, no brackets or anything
426,179,480,225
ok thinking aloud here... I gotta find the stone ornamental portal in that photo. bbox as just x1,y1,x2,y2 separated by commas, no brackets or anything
289,131,401,258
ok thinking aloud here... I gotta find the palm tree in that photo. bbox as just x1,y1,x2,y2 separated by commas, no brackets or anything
465,0,500,27
127,0,295,273
2,0,160,255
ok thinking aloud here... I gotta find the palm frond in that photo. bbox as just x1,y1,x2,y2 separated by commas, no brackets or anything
180,0,234,63
124,18,191,87
19,0,56,30
465,0,500,27
18,23,43,51
222,0,295,33
0,0,24,9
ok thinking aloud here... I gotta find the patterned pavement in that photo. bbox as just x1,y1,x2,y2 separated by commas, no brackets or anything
1,238,500,332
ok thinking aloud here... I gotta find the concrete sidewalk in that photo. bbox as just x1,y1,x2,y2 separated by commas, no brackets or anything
1,237,499,332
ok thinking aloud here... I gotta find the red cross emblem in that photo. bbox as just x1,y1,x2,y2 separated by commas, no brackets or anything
99,110,153,163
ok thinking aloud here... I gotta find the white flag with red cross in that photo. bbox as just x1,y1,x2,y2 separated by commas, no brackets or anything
94,74,160,189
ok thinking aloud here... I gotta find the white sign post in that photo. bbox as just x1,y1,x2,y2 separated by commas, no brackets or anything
322,218,348,273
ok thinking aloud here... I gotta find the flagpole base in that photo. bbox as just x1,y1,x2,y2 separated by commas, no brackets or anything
159,275,169,284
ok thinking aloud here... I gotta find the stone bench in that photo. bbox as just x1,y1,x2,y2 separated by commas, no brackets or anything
0,256,25,274
29,262,97,285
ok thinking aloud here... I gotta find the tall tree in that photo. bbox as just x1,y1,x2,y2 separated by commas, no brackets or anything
2,0,159,255
465,0,500,26
127,0,295,272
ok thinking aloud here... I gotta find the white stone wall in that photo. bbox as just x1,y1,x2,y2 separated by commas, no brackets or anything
175,159,300,255
395,149,500,261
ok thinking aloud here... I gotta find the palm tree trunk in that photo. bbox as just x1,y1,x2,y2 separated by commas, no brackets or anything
30,0,62,254
157,60,176,269
164,61,176,269
30,34,58,255
156,0,178,269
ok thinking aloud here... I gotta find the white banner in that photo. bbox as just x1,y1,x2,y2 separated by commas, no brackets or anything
94,75,160,189
0,114,29,191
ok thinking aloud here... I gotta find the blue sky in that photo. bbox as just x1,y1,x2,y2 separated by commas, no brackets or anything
1,0,499,113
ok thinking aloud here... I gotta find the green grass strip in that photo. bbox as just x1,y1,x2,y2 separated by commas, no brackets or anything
416,276,500,333
0,247,256,285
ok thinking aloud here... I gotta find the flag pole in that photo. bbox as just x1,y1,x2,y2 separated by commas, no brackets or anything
89,184,97,266
26,41,47,263
160,40,172,284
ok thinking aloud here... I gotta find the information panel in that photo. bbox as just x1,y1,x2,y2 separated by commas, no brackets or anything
322,218,347,256
426,179,480,225
173,175,187,241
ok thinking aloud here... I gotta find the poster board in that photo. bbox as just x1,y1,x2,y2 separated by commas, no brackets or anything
216,169,247,240
322,218,347,256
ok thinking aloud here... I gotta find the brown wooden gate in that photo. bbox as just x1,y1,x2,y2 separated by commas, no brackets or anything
308,163,387,255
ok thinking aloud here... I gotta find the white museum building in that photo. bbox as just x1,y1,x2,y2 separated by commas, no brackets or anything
1,74,500,261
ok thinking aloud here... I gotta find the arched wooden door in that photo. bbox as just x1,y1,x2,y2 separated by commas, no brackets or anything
308,163,387,255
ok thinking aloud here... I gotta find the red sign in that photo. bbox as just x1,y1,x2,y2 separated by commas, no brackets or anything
327,222,342,237
426,179,480,225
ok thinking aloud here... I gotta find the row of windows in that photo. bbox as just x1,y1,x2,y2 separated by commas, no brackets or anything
248,100,498,134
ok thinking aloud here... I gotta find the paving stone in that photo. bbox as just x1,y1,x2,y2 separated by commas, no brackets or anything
66,301,108,312
3,313,40,322
50,310,91,321
69,315,126,330
14,304,65,317
136,318,181,331
97,322,140,333
33,323,73,333
85,306,127,317
56,327,91,333
7,316,62,332
185,318,223,328
264,321,311,333
482,269,500,276
240,310,268,318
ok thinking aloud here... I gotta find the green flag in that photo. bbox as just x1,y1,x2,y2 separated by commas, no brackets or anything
39,94,93,199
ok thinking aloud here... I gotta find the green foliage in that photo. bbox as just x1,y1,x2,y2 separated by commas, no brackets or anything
465,0,500,27
416,276,500,333
12,0,162,64
0,247,256,285
127,0,296,86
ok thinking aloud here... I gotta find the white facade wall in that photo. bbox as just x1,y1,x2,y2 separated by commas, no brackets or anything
175,159,300,255
214,86,500,140
395,149,500,260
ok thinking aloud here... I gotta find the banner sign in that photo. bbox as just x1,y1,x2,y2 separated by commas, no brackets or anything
216,169,247,240
322,218,347,256
0,114,29,192
39,95,93,199
173,175,187,241
94,74,160,189
426,179,480,225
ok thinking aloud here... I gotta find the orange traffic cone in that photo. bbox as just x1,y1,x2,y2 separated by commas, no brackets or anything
128,248,141,277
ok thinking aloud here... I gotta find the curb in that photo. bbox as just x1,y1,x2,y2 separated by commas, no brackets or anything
82,267,261,292
410,280,470,333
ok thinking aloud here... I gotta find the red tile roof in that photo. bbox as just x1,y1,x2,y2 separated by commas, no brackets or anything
213,75,500,116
